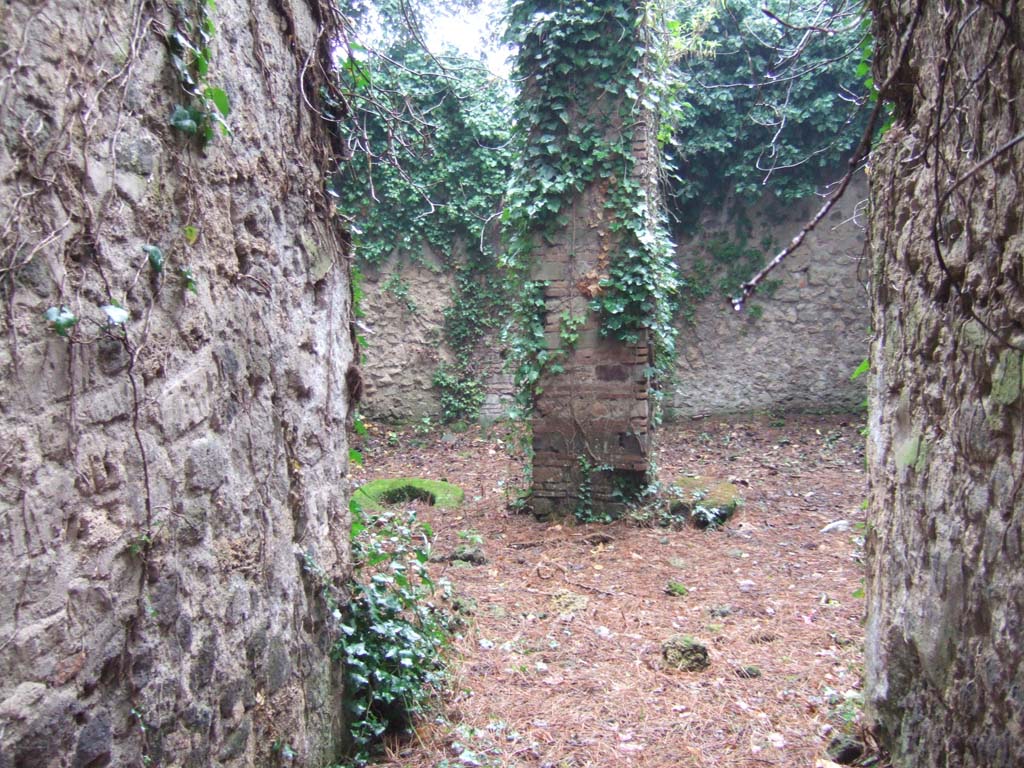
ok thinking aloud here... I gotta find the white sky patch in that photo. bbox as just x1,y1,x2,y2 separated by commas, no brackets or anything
425,0,513,78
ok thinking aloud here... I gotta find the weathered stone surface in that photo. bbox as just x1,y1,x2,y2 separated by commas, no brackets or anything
670,178,869,418
73,714,112,768
186,437,229,492
865,1,1024,764
359,251,456,420
0,1,354,765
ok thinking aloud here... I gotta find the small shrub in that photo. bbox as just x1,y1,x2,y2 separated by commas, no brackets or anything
336,506,453,766
432,363,485,424
573,456,615,524
665,581,690,597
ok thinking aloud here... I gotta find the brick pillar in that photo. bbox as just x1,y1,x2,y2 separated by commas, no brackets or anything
512,0,665,520
529,122,657,520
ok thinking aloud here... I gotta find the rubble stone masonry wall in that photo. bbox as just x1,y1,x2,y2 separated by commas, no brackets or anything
359,178,869,424
0,2,354,765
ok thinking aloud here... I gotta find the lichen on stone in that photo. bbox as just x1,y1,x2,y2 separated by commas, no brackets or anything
990,349,1023,406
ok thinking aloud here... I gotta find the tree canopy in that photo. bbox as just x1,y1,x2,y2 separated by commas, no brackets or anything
663,0,869,224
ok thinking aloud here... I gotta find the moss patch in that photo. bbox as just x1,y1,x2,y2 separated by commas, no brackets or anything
895,434,929,472
662,635,710,672
352,478,463,512
990,349,1023,406
959,319,988,350
670,476,742,528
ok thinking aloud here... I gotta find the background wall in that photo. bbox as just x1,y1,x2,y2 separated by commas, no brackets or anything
359,177,869,423
358,250,456,421
670,176,869,417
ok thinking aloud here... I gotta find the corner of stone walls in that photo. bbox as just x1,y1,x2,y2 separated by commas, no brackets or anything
669,176,870,419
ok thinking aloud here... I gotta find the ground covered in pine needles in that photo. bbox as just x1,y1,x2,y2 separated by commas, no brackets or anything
351,414,874,768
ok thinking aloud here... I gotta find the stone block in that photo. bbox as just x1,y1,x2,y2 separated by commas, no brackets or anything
158,362,215,441
72,713,111,768
186,437,229,492
595,364,630,381
78,381,133,425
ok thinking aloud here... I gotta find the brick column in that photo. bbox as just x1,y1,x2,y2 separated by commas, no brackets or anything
529,119,657,520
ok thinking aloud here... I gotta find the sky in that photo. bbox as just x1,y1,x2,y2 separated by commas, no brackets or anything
424,0,512,77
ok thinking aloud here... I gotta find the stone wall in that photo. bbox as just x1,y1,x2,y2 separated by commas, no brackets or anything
865,0,1024,764
0,2,354,765
359,252,455,421
359,250,516,424
671,177,870,418
358,180,869,424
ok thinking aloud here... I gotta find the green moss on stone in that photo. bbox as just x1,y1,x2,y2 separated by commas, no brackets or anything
351,477,463,511
990,349,1023,406
674,476,741,509
669,476,742,529
959,319,988,350
895,434,929,472
662,634,710,672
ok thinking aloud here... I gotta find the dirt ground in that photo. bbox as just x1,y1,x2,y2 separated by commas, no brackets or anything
351,413,871,768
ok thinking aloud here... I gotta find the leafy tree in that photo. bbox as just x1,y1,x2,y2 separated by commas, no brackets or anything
334,45,515,266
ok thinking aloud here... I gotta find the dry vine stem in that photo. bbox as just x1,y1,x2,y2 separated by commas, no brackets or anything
732,0,924,311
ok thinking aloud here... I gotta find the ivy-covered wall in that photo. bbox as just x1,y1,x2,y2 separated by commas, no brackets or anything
359,177,869,424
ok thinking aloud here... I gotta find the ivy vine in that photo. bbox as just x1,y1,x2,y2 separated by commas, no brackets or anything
164,0,232,147
333,43,517,423
502,0,680,398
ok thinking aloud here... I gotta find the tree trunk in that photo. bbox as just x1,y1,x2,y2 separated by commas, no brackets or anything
0,1,355,765
866,0,1024,764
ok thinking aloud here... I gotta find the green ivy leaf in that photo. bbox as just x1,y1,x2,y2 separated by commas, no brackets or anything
182,225,198,245
142,244,164,272
179,266,198,294
204,86,230,118
198,121,215,147
195,48,210,78
44,306,77,337
850,358,870,381
169,105,198,135
102,304,130,325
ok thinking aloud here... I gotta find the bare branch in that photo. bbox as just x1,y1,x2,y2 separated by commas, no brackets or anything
732,0,926,309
